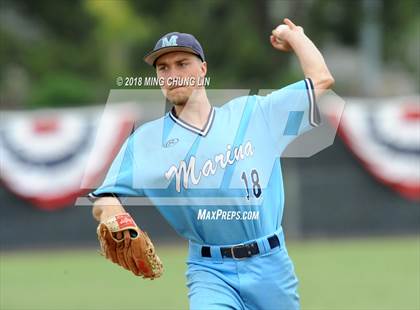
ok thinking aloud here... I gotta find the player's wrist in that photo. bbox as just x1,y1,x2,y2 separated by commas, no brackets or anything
93,198,126,222
285,30,307,48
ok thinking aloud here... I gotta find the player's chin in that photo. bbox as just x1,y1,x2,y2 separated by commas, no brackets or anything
166,92,190,106
167,87,193,103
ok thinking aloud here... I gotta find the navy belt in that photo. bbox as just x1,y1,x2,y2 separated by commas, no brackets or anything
201,234,280,260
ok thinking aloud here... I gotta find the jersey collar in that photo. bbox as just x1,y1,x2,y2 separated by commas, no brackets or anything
169,106,215,137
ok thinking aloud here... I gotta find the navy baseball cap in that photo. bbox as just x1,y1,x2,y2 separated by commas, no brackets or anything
144,32,205,66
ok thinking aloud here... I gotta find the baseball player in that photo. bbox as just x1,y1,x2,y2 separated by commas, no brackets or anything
91,18,334,309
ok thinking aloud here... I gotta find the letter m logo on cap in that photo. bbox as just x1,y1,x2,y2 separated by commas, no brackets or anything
161,35,178,47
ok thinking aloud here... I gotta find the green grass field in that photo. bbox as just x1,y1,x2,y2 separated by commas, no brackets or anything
1,236,419,310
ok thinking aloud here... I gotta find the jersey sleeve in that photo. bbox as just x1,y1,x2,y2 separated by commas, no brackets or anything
89,136,141,200
256,78,321,152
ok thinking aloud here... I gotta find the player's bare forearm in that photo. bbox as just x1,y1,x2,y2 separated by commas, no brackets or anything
92,197,126,222
271,18,334,98
288,32,334,94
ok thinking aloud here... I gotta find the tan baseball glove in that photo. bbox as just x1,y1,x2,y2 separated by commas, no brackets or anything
96,213,163,279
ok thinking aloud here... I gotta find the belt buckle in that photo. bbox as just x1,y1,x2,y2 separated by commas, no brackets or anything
230,244,247,260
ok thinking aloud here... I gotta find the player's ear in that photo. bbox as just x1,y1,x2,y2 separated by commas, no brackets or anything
200,61,207,77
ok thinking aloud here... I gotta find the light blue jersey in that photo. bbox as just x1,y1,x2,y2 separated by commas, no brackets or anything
91,79,318,245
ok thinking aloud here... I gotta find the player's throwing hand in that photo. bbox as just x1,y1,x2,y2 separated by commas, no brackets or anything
270,18,304,52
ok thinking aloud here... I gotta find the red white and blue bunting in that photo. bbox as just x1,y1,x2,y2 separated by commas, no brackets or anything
0,104,137,210
335,96,420,201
